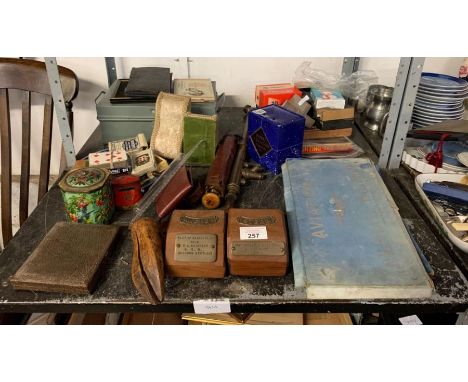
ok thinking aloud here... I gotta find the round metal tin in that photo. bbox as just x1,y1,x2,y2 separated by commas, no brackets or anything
59,167,114,224
111,174,142,210
59,167,110,193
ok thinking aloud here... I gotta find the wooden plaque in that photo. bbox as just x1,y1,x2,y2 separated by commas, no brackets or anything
227,209,289,276
165,210,225,278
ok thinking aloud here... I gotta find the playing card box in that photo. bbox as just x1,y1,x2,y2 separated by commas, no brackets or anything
88,150,127,169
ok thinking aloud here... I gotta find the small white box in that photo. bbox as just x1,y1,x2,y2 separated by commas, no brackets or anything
311,89,346,109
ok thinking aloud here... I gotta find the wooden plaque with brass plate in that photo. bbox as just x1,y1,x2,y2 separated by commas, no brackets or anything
227,209,288,276
165,210,225,278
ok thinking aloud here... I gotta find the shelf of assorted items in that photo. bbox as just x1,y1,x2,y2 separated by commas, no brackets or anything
355,112,468,279
1,108,467,314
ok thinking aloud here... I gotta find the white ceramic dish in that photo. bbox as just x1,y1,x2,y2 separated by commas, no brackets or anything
403,150,468,174
413,106,465,117
416,92,466,103
415,173,468,253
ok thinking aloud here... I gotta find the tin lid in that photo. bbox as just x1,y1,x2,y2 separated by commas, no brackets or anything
59,167,110,193
111,174,141,186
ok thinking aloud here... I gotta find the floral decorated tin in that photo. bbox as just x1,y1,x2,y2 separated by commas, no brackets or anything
59,167,114,224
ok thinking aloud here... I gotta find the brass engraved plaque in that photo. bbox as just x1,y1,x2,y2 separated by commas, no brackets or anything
231,240,285,256
175,234,217,262
236,216,276,225
179,215,219,225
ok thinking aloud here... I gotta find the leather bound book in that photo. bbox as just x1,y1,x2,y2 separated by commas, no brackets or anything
227,209,288,276
10,222,120,295
318,119,354,130
165,210,225,278
314,107,355,130
155,166,193,219
125,67,172,97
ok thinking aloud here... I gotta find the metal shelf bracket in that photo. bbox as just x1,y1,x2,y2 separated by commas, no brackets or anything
378,57,425,169
44,57,76,169
105,57,117,87
342,57,360,76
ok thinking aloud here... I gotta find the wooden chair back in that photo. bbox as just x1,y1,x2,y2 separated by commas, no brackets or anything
0,58,78,246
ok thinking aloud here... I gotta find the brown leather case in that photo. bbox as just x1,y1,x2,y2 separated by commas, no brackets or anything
227,209,288,276
165,210,225,278
155,166,193,219
205,135,238,197
10,222,119,294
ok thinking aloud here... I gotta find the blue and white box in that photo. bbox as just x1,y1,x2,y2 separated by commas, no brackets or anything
247,105,305,174
310,89,346,109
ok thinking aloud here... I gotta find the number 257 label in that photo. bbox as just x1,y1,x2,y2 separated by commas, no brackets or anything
239,226,268,240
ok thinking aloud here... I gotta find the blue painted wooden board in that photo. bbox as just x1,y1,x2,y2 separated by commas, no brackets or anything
282,158,434,299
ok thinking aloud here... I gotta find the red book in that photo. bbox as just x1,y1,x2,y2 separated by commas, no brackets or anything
255,83,302,107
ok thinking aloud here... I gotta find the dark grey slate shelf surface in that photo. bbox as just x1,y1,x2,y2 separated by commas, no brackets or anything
1,107,467,313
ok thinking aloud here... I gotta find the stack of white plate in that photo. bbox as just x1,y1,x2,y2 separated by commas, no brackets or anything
412,73,468,128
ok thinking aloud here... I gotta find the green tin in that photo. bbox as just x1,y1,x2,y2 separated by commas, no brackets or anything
59,167,114,224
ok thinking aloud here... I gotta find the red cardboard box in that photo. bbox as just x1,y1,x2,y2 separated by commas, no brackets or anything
255,83,302,107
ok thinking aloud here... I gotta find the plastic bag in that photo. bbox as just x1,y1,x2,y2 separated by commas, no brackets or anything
338,70,379,104
293,62,341,90
293,61,379,108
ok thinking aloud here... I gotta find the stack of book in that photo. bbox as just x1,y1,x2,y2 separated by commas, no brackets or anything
303,88,355,142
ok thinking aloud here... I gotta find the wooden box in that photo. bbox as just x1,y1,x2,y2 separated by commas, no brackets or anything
227,209,288,276
165,210,225,278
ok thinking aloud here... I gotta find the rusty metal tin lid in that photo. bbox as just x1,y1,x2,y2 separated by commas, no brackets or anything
59,167,110,193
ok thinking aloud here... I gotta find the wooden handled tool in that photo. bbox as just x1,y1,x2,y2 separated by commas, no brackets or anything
130,217,165,303
224,108,251,210
202,135,238,209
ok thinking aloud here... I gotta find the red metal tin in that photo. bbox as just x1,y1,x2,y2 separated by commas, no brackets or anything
111,175,142,210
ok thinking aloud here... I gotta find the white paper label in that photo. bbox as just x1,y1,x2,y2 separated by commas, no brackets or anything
298,95,310,106
253,109,267,115
399,315,423,325
239,226,268,240
193,299,231,314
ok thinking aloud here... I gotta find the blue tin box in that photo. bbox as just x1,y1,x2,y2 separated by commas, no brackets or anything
247,105,305,174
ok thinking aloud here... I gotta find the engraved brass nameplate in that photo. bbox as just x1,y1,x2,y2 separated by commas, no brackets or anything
179,215,219,225
231,240,285,256
236,216,276,225
175,234,217,262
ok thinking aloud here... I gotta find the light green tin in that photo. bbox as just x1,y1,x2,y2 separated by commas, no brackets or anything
59,167,114,224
